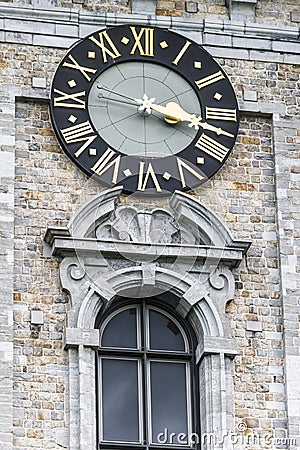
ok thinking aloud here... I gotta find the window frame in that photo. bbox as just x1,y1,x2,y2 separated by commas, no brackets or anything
98,355,144,444
96,299,199,450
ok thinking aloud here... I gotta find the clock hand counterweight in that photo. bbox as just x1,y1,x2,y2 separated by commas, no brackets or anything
97,93,136,107
97,85,138,105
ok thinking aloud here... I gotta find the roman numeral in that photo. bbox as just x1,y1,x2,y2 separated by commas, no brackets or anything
89,30,121,63
205,107,237,122
176,157,204,188
137,162,162,192
172,40,191,65
60,121,97,158
53,88,85,109
130,27,154,56
91,148,121,184
195,71,225,90
195,133,230,163
62,54,97,81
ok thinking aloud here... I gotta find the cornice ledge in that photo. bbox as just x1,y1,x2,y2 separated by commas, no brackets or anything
0,2,80,23
46,236,247,268
0,2,299,44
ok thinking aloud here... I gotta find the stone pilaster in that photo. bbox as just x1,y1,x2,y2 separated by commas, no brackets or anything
0,85,15,449
273,115,300,446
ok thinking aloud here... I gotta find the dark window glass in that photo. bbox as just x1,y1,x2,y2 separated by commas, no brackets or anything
150,361,188,443
101,307,137,348
98,302,195,448
101,358,140,442
149,309,185,351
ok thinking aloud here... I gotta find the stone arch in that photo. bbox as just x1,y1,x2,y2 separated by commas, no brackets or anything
74,264,223,338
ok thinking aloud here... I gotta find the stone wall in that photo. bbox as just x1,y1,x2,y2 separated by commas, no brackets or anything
0,1,299,449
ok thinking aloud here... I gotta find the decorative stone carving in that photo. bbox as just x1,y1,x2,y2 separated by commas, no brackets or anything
44,187,251,450
45,187,250,331
69,262,85,280
95,206,181,244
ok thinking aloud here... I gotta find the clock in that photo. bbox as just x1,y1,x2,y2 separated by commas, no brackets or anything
50,25,239,195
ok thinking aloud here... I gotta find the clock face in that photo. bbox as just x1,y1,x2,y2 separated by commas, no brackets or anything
50,25,239,195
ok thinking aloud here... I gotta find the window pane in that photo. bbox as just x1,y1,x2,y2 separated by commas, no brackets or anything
150,361,188,443
149,309,185,351
101,307,137,348
101,358,140,442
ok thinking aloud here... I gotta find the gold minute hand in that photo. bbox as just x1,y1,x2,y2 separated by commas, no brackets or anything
135,95,197,124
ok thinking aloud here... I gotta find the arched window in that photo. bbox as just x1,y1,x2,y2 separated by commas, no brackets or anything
97,300,198,449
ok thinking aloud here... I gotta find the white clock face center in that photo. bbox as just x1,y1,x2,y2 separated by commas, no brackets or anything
88,61,201,157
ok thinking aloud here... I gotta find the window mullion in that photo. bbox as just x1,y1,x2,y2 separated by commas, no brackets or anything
142,301,149,447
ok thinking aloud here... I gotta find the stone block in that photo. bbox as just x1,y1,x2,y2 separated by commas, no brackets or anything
203,33,232,47
227,0,257,21
64,328,99,349
32,77,47,89
32,34,76,48
246,321,262,332
249,50,284,63
5,31,33,45
208,46,249,60
131,0,156,14
291,12,300,23
232,36,272,50
272,40,300,54
185,2,198,13
5,18,55,35
283,54,300,64
30,310,44,325
243,89,257,102
56,23,79,37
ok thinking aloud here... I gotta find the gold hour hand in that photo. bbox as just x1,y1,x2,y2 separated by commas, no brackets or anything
135,95,202,127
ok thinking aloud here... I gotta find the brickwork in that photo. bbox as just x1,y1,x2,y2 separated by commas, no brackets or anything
256,0,300,26
156,0,228,19
156,0,299,25
1,0,131,14
0,1,299,449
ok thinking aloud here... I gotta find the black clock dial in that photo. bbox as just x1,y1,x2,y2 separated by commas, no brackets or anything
50,25,239,195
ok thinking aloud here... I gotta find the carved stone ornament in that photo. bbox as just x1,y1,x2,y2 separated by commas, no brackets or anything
44,187,251,450
44,187,251,334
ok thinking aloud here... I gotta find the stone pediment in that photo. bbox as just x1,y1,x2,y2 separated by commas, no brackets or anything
45,187,251,261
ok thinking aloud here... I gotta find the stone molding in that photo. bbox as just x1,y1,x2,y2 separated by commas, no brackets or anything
44,188,251,450
0,1,300,64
